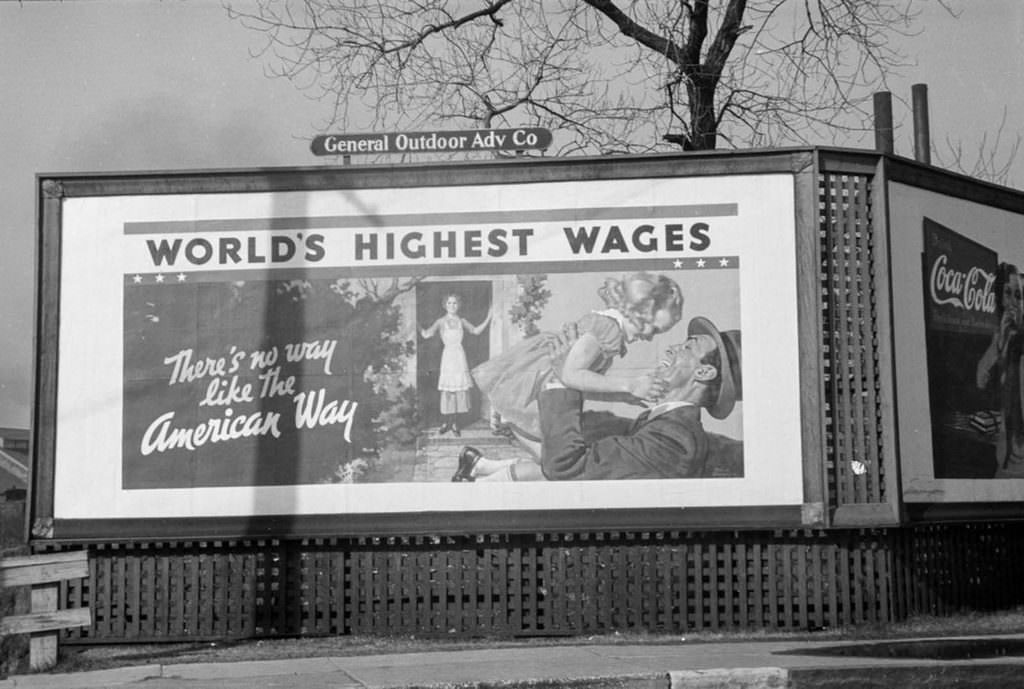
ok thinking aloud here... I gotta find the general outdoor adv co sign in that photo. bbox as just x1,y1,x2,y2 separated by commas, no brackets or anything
311,128,552,155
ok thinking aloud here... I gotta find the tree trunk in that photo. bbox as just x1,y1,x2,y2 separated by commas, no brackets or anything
688,76,718,151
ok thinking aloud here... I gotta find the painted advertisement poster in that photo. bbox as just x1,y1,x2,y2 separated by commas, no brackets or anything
922,218,1004,478
123,266,741,489
51,172,803,522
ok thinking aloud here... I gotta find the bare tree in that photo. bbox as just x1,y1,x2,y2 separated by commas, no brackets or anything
229,0,942,155
936,108,1022,188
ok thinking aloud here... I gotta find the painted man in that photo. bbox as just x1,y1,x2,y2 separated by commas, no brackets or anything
453,316,741,481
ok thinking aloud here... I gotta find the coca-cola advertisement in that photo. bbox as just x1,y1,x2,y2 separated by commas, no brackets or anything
922,218,1005,478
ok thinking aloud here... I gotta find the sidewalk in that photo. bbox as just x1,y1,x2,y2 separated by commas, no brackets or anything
3,635,1024,689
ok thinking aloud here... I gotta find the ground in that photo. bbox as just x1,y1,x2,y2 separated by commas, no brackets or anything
5,607,1019,679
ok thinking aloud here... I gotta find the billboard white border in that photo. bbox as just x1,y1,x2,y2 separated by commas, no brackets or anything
34,155,811,538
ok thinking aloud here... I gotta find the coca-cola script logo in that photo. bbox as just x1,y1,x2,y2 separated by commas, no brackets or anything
929,254,996,314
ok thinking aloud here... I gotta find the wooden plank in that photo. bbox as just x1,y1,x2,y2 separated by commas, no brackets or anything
826,544,839,628
782,543,794,628
226,549,240,637
650,542,662,630
60,560,85,641
155,550,169,637
845,174,871,505
796,543,809,630
832,504,900,526
287,543,300,635
0,551,88,587
111,548,127,638
0,607,91,636
693,541,705,630
793,157,829,515
851,544,864,623
497,540,513,634
736,543,749,629
480,542,495,632
525,541,540,632
883,156,1024,216
314,548,331,635
766,542,778,628
877,537,891,623
435,547,447,633
869,161,903,515
218,549,232,637
187,552,201,636
860,170,882,504
170,547,185,637
28,583,58,670
708,543,721,630
339,544,352,634
127,553,141,639
32,183,65,528
95,550,112,637
454,544,468,634
751,542,763,628
628,542,642,629
546,543,561,632
811,543,824,630
583,539,600,631
662,542,676,631
835,175,858,506
51,504,810,541
401,548,414,633
865,540,877,623
347,548,363,634
468,542,482,632
48,152,813,201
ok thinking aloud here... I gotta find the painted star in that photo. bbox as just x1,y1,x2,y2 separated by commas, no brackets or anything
132,274,142,283
719,258,730,267
155,274,165,283
673,259,683,269
696,258,706,268
177,273,187,282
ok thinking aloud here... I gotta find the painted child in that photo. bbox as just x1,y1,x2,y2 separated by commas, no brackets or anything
459,272,683,481
420,294,492,436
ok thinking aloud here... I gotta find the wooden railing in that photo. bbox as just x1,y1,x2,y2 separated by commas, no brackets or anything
0,550,91,670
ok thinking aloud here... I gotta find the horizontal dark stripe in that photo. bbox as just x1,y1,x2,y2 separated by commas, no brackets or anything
123,256,740,284
124,204,739,235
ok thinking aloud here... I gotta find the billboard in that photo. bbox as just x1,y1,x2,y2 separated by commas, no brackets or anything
890,180,1024,505
38,165,804,536
921,219,1000,479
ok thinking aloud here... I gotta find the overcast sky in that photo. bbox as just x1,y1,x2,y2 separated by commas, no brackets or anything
1,0,1022,429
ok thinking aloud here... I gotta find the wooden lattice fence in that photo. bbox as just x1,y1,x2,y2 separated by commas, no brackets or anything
49,521,1024,643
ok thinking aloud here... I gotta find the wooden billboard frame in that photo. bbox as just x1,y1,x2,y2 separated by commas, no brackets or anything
32,148,838,542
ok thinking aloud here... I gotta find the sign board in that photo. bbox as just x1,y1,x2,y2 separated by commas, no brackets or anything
36,159,805,539
889,179,1024,505
921,219,1000,479
310,128,552,156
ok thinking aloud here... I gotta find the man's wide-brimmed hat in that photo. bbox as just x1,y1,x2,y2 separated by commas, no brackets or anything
688,316,742,419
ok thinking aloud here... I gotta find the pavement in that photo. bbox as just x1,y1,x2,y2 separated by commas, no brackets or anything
4,634,1024,689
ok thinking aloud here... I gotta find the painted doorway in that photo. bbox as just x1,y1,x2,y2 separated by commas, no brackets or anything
415,281,492,429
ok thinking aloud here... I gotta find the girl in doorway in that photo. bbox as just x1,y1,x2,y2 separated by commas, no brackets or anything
420,294,492,436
